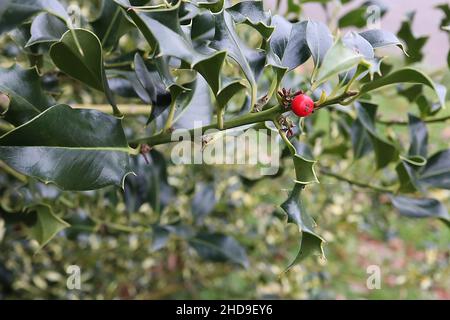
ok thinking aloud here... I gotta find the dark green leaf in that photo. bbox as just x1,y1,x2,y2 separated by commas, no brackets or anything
49,28,121,116
267,16,310,71
358,68,446,108
226,0,274,39
306,20,333,70
189,232,249,268
91,0,133,51
0,64,53,125
192,182,216,224
117,0,227,96
26,204,70,250
339,7,368,28
351,118,372,159
26,13,67,47
0,104,132,191
0,0,69,35
408,113,428,158
356,102,399,169
281,184,325,270
417,150,450,190
391,196,450,225
397,12,428,64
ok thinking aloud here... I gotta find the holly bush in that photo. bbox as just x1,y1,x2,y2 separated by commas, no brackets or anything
0,0,449,285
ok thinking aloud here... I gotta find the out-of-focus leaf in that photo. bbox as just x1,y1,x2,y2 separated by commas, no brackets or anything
391,196,450,226
91,0,133,51
281,184,325,270
189,232,249,268
191,182,216,224
0,104,132,191
397,12,428,64
26,13,67,47
351,117,373,159
408,113,428,158
27,204,70,250
0,0,69,35
0,64,54,125
124,150,173,213
49,29,121,116
417,150,450,190
356,102,398,169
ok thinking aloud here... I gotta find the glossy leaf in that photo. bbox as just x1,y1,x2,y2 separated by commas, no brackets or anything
91,0,132,51
189,232,249,268
358,68,446,108
0,64,53,125
314,39,363,87
0,104,132,191
49,29,121,116
351,117,372,159
133,54,171,122
226,0,274,39
281,184,325,270
116,0,227,96
267,16,310,71
359,29,405,52
306,20,333,70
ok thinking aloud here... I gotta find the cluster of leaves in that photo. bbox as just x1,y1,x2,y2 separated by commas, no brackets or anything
0,0,449,269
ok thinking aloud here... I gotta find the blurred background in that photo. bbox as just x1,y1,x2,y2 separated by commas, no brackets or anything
0,0,449,299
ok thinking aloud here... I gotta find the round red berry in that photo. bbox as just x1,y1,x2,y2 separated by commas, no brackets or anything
291,94,314,117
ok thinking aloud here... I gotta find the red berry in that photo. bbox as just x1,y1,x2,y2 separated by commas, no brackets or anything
291,94,314,117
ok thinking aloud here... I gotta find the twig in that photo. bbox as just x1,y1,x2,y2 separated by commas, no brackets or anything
320,168,393,193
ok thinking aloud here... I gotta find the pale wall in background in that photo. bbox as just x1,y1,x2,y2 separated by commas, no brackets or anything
264,0,449,68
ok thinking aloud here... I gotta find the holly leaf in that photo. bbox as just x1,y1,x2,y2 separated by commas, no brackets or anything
417,150,450,190
26,13,68,47
281,184,325,270
267,16,310,71
91,0,133,51
314,38,364,87
397,12,428,64
391,196,450,226
358,68,446,109
27,204,70,250
189,232,249,268
0,104,132,191
116,0,227,96
226,0,274,39
0,0,69,35
0,64,54,125
408,113,428,158
359,29,406,53
49,29,121,116
356,102,399,169
306,20,333,70
192,182,217,225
